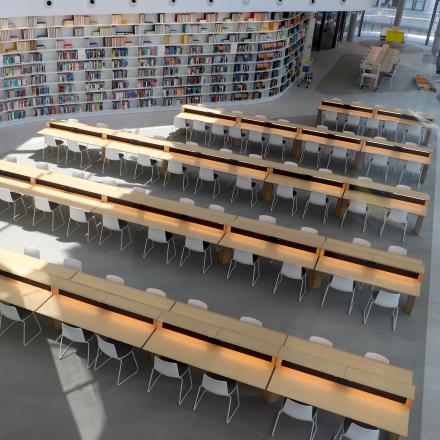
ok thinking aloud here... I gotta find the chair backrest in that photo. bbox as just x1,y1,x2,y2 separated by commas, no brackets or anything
346,115,360,125
24,246,40,259
282,399,314,422
258,215,276,224
405,160,422,174
146,288,167,297
388,208,408,223
374,290,400,308
185,236,205,252
103,215,122,231
309,336,333,347
324,110,338,122
201,373,229,396
283,161,298,167
371,154,389,167
304,141,319,153
278,118,290,123
174,116,187,129
102,177,117,186
72,170,85,179
228,127,242,140
168,160,184,174
96,122,108,128
148,227,168,243
300,227,318,234
36,162,49,170
44,134,55,146
5,154,18,163
235,175,253,190
106,274,125,284
276,184,294,198
396,184,411,191
188,299,208,310
220,148,233,154
67,139,81,153
69,206,87,223
358,176,373,182
137,154,153,167
154,136,166,141
352,237,371,247
345,421,380,440
231,110,243,115
316,124,328,130
330,275,354,292
68,118,79,122
209,204,225,212
0,187,14,203
186,141,199,148
240,316,262,327
193,120,206,132
61,323,87,343
0,302,21,321
96,335,118,359
63,258,83,272
364,352,390,364
281,262,303,278
105,148,121,160
248,130,262,143
248,153,262,159
179,197,195,205
133,187,149,195
269,133,284,146
387,245,407,256
309,191,327,206
154,356,180,377
233,249,255,265
34,196,52,212
318,168,332,174
211,124,224,136
366,118,380,129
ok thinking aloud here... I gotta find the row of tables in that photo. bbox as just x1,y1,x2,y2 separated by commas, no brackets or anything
316,97,435,145
39,120,430,237
0,246,414,438
0,159,425,314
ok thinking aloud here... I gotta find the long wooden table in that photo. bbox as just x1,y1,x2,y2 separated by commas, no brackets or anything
316,98,435,145
366,44,400,74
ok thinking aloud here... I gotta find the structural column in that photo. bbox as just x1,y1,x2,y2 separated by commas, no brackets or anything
393,0,405,27
347,12,358,41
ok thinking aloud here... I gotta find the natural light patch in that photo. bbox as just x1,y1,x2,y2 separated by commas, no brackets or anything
121,124,174,138
16,136,45,151
48,339,106,440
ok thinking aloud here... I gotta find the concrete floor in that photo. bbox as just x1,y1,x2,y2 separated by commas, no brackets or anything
0,39,438,440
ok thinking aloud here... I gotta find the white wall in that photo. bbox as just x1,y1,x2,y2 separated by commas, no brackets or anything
1,0,376,17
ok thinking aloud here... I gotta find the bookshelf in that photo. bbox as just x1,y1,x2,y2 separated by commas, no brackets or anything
0,11,310,123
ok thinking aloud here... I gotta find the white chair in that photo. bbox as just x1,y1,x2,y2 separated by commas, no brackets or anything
96,122,108,128
67,206,98,242
239,316,262,327
23,246,40,259
334,419,380,440
99,215,132,251
187,299,208,310
265,133,286,159
365,154,389,182
364,352,389,364
94,335,138,386
193,373,240,424
363,290,400,331
209,204,224,212
379,205,408,243
227,249,260,286
146,288,167,297
143,227,176,264
134,154,161,184
148,356,193,405
209,123,228,146
245,130,264,155
361,118,380,137
343,114,361,134
179,197,195,205
340,195,369,232
271,398,318,439
43,134,66,161
231,176,257,207
180,234,212,274
300,226,318,234
5,154,18,163
322,110,339,130
106,275,124,284
63,257,83,272
398,160,422,189
302,190,330,223
102,177,117,186
270,184,297,216
0,187,27,221
220,148,233,154
72,170,85,179
273,262,307,300
0,301,42,346
316,124,328,130
258,214,276,224
327,146,349,174
191,120,209,144
380,120,399,141
309,336,333,347
403,124,423,145
321,275,356,315
226,127,245,151
32,196,65,231
102,148,127,176
194,168,220,198
387,245,407,256
231,110,243,115
299,141,321,168
163,161,189,191
35,162,49,170
173,115,190,141
352,237,371,247
65,139,91,169
56,323,94,368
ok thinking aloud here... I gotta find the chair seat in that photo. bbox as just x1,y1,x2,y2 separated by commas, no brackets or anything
343,418,378,433
205,372,237,393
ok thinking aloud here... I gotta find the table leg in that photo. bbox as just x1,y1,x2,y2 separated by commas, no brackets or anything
413,215,424,235
335,198,348,218
262,390,281,404
162,159,168,177
354,151,364,170
403,296,416,315
421,164,429,184
262,182,273,201
308,270,322,288
219,246,233,265
316,109,323,126
423,128,431,146
292,139,302,158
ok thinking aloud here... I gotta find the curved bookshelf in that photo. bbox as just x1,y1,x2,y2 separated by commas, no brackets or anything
0,11,310,123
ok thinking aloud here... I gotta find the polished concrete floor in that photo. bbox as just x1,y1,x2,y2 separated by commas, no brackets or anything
0,39,438,440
